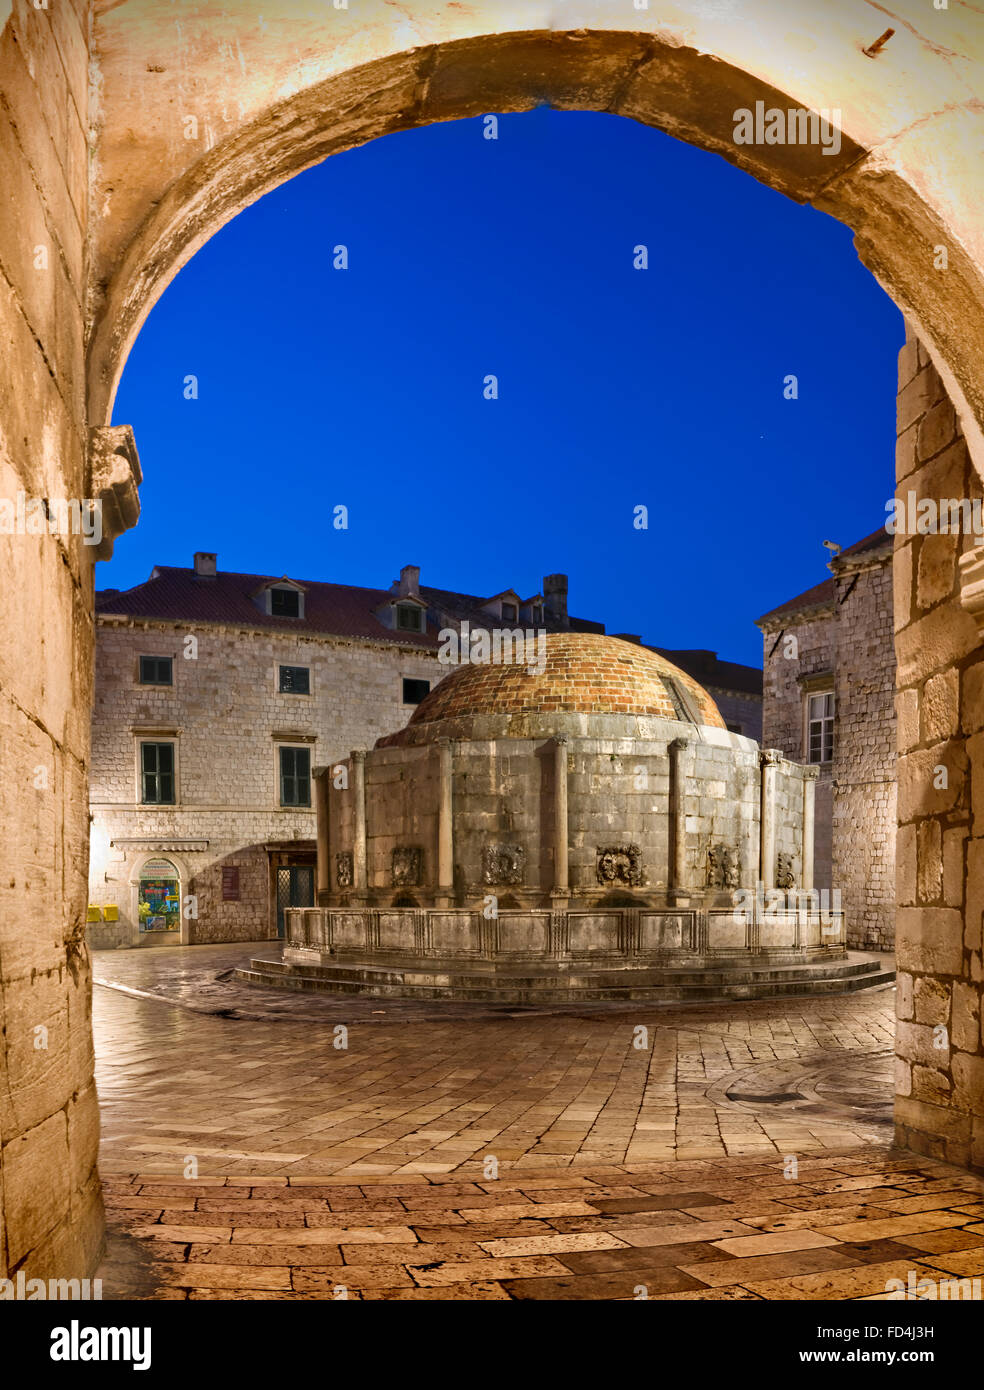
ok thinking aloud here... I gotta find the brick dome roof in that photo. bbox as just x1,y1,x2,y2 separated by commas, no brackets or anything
403,633,725,729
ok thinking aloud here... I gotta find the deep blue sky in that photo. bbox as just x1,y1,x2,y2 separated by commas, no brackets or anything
108,108,903,667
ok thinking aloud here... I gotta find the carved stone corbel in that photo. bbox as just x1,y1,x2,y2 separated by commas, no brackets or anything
958,544,984,636
87,425,143,561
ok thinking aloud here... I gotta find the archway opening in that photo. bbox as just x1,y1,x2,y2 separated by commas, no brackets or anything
136,859,181,936
90,104,911,1180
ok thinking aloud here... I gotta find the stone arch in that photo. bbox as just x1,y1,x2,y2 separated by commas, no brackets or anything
83,9,984,1177
87,17,984,470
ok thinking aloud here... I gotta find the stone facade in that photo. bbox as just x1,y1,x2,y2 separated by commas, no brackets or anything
831,546,897,950
757,533,896,950
89,612,439,946
757,587,837,895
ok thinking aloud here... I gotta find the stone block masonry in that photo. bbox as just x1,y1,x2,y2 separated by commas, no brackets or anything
894,327,984,1171
758,512,895,951
759,589,836,895
0,1,104,1286
831,556,896,951
89,621,439,943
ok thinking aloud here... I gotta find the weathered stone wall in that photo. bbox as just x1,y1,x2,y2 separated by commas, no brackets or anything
760,611,835,891
894,328,984,1170
759,547,897,949
0,2,102,1280
89,618,437,940
335,722,807,904
831,555,897,949
365,745,440,893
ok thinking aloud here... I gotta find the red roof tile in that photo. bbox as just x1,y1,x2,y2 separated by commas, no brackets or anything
95,567,606,648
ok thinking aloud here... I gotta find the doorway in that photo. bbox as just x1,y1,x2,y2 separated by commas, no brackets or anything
276,865,315,939
137,858,181,936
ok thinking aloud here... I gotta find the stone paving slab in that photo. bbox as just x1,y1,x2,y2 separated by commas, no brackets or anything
99,1150,984,1301
91,942,984,1300
94,943,897,1178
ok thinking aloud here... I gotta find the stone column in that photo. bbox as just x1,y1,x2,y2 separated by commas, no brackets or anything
668,737,691,898
436,738,454,904
313,766,330,899
552,735,569,895
351,750,368,897
802,766,819,893
759,749,783,888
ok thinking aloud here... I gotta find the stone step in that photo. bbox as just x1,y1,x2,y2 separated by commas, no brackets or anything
235,952,895,1004
242,950,883,986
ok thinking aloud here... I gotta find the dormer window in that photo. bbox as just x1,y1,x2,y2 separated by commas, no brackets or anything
396,603,423,633
501,602,518,623
271,586,300,618
252,579,307,619
519,594,545,626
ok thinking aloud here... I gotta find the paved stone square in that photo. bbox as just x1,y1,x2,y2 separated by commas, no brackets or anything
93,943,983,1300
94,943,898,1175
99,1156,984,1301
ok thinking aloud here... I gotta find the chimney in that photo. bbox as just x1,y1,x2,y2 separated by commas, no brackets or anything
399,564,420,597
193,552,217,576
543,573,568,628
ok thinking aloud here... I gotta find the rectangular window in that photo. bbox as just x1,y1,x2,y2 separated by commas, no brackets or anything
396,604,423,632
139,655,173,686
501,602,517,622
279,745,311,806
279,664,310,694
222,866,241,902
807,692,835,763
141,742,175,804
531,605,543,624
403,677,430,705
271,587,300,617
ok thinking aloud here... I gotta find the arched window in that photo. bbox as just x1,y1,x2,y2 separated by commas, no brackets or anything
138,858,180,932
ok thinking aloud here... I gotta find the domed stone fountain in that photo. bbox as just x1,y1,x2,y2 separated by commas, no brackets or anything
240,635,892,1001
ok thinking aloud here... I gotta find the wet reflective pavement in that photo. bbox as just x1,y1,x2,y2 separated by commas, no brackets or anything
94,944,984,1300
94,941,897,1176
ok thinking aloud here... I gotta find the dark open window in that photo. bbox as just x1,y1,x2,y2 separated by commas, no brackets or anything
279,665,310,694
271,587,300,617
396,603,423,632
501,602,517,622
279,746,311,806
139,655,173,686
403,678,430,705
141,742,175,804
